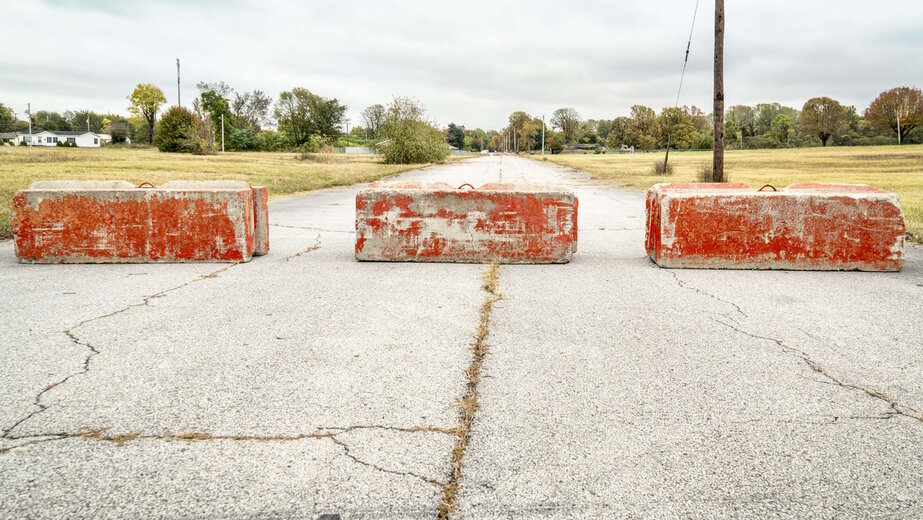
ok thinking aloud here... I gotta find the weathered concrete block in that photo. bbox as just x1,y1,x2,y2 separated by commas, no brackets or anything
13,180,257,263
251,186,270,256
645,183,905,271
356,182,578,263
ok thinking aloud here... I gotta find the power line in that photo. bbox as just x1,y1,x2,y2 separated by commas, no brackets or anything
663,0,701,171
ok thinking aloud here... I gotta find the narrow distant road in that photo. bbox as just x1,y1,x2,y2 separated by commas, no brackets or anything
1,156,921,519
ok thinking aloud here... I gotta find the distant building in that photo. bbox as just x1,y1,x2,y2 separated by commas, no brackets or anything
16,130,102,147
0,132,17,145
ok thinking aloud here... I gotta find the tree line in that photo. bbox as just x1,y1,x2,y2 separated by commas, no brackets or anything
445,86,921,154
3,84,919,156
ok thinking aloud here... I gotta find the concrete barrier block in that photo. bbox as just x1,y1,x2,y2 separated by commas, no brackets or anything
646,183,905,271
251,186,270,256
356,182,578,263
13,180,256,263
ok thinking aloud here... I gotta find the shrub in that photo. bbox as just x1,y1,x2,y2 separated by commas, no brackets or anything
154,106,214,154
697,163,728,183
254,130,285,151
378,97,449,164
652,161,674,175
228,127,257,151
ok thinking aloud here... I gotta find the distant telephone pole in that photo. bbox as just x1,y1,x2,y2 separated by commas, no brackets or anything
713,0,725,181
176,58,181,106
542,115,545,156
27,103,32,142
221,113,225,152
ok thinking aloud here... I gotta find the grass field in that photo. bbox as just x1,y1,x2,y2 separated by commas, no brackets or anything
541,145,923,243
0,147,454,239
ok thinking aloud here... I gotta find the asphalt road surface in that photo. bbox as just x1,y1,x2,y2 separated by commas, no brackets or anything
2,155,921,519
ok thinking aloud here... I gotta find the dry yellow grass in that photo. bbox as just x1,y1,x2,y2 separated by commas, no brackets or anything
542,145,923,242
0,146,460,239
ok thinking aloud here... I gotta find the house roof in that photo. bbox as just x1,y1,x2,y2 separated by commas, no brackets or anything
0,132,17,139
21,130,96,136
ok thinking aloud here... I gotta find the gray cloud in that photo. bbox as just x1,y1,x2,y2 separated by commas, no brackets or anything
3,0,921,129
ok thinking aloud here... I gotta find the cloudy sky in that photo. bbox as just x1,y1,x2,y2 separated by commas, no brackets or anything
3,0,921,130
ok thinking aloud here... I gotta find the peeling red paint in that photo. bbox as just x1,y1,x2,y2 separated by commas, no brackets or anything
355,182,578,263
13,181,260,263
646,183,905,271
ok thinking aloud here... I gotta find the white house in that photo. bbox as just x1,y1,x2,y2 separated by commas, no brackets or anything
17,130,102,148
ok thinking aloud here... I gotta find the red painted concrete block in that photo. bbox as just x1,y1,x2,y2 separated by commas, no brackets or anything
13,180,258,263
251,186,270,256
645,183,905,271
356,182,578,263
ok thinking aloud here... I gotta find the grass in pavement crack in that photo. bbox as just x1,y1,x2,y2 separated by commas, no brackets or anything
438,261,502,519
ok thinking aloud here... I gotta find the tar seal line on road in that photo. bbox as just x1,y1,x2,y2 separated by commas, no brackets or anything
439,261,502,519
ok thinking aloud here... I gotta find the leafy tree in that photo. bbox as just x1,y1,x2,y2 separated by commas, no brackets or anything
68,110,106,133
865,86,923,144
551,107,580,143
198,87,235,145
545,134,564,154
127,83,167,144
577,120,598,144
726,105,757,137
361,104,386,139
606,117,635,148
32,111,72,131
0,103,17,133
109,121,131,143
446,123,465,149
770,114,795,145
378,97,448,164
800,97,847,146
596,119,613,139
274,88,346,146
630,105,660,150
659,107,698,149
232,90,273,131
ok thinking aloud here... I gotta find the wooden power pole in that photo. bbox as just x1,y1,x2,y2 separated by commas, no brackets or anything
713,0,725,182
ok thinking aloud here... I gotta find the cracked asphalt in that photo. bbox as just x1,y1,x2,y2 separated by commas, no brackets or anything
1,155,922,519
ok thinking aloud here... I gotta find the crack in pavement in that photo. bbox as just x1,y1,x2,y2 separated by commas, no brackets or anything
328,435,446,488
271,223,354,234
668,270,747,318
711,316,923,425
1,423,456,489
438,262,503,519
281,234,323,262
1,263,238,439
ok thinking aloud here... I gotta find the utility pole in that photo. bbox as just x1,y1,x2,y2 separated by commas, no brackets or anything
176,58,181,107
542,115,545,156
87,114,90,132
345,120,350,148
221,113,225,152
713,0,725,182
27,103,32,144
513,127,517,154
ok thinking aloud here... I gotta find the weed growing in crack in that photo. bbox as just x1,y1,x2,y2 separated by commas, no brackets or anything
439,261,502,519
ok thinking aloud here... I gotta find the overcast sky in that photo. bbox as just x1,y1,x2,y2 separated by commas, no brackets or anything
3,1,921,130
